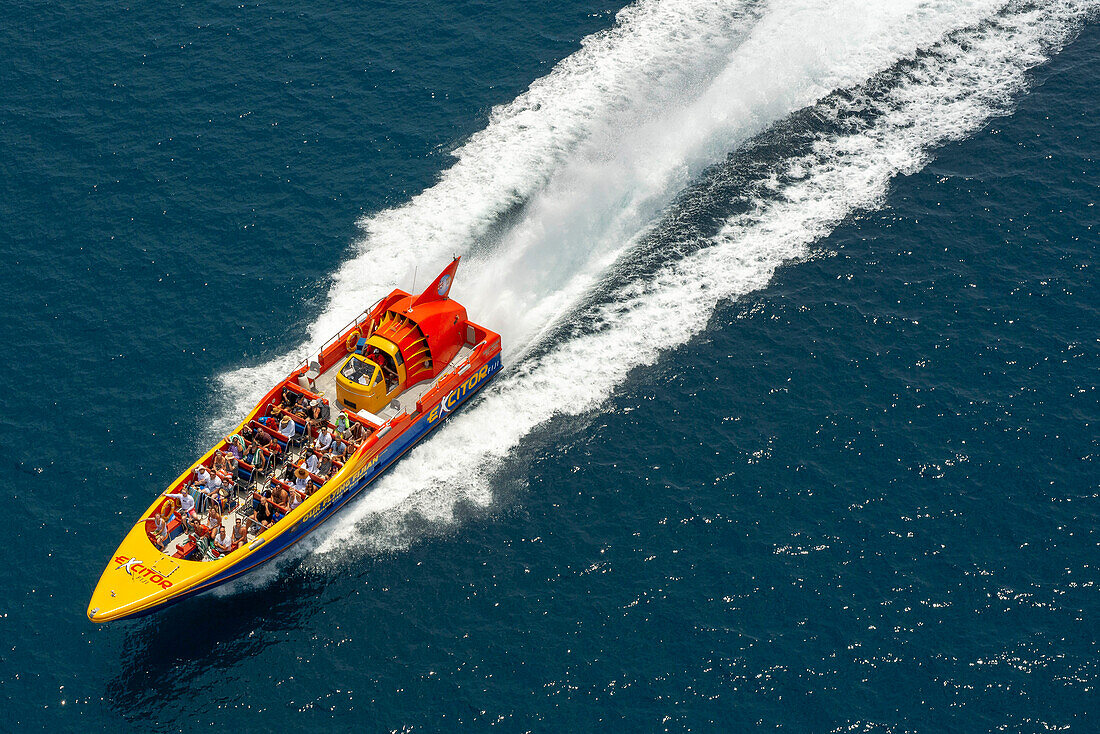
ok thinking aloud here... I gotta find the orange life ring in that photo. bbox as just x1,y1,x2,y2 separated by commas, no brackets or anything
345,329,362,352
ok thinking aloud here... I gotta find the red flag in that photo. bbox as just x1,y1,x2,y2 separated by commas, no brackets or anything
413,257,460,306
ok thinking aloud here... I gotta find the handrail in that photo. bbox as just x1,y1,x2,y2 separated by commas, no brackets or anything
293,298,384,372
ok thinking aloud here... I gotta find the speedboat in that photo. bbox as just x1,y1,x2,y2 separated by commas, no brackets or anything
87,258,501,622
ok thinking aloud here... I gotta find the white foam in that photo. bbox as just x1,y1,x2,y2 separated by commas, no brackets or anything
208,0,1097,565
307,0,1096,556
458,0,1016,351
212,0,762,425
212,0,1011,417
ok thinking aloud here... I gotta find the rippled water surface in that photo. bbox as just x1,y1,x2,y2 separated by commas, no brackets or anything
2,1,1097,730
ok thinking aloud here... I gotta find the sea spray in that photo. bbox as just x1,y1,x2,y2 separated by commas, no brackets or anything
207,0,1098,566
310,1,1097,559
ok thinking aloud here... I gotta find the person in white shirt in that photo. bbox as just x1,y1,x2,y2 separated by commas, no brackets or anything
202,474,227,513
164,488,197,532
294,466,311,495
214,526,233,556
193,466,211,487
303,452,320,474
278,414,297,440
315,427,333,452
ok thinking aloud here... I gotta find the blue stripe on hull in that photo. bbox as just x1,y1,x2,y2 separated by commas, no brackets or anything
116,354,502,620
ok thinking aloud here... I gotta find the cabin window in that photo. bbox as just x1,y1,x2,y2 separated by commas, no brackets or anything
340,355,380,387
366,346,399,391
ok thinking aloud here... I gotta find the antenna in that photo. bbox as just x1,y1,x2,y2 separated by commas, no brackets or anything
411,266,418,293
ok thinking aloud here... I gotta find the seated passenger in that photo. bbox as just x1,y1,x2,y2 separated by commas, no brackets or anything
315,426,334,453
305,400,325,432
246,444,269,476
209,485,230,514
152,513,169,550
303,451,321,475
198,481,220,513
334,411,352,437
271,483,290,513
231,517,248,549
193,474,213,514
226,434,246,458
347,420,367,444
248,498,275,534
260,493,283,522
293,466,311,495
278,413,298,441
193,465,211,488
251,428,273,453
280,386,300,410
214,525,233,556
252,486,271,511
288,488,303,511
330,439,348,460
199,506,222,538
213,450,231,475
318,454,334,479
163,488,198,532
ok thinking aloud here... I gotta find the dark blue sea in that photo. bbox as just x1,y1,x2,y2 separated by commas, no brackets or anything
2,1,1098,731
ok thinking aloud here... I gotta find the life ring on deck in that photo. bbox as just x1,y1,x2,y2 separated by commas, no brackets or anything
345,330,362,352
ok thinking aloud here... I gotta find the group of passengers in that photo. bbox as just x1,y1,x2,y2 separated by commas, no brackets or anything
244,392,366,536
157,461,238,550
155,386,370,557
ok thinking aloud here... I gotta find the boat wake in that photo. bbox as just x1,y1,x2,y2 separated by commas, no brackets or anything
211,0,1098,580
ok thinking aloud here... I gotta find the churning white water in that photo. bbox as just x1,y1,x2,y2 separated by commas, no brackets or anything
209,0,1097,576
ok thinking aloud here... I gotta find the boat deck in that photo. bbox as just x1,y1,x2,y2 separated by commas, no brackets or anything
161,424,340,560
161,343,476,561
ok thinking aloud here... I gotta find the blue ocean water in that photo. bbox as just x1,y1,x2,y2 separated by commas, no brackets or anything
2,1,1097,731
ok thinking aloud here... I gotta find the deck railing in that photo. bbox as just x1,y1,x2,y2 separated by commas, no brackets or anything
293,297,384,372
